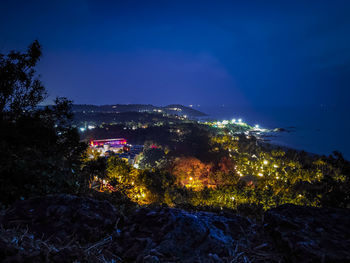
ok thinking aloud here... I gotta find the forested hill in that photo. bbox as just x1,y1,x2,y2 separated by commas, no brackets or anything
71,104,207,118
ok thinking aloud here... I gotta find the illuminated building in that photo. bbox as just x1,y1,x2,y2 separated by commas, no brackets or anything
90,138,127,147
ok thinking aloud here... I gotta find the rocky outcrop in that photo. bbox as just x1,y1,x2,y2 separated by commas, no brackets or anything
1,194,120,245
0,195,274,262
0,227,89,263
116,207,253,262
264,204,350,262
1,195,350,262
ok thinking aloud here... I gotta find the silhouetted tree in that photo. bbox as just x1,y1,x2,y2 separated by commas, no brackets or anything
0,42,87,205
0,40,46,119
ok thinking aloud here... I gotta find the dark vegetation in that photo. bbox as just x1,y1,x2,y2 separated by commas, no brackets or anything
1,42,350,262
0,41,87,205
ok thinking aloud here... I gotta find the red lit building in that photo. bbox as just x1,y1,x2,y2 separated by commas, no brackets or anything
90,138,127,147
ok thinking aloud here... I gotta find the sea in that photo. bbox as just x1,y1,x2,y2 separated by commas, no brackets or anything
197,105,350,161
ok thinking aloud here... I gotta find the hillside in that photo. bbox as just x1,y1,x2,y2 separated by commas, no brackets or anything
71,104,207,118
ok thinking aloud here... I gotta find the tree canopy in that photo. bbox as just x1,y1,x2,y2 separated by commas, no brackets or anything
0,42,87,205
0,40,46,118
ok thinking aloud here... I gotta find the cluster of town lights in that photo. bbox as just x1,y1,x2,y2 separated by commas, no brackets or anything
230,118,243,123
79,125,95,132
214,118,263,130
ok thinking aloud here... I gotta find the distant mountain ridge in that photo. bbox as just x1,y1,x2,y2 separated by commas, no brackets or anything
71,104,207,118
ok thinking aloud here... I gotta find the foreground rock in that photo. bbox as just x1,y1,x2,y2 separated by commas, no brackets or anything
1,195,350,262
264,204,350,262
1,194,120,245
115,207,255,262
0,195,276,262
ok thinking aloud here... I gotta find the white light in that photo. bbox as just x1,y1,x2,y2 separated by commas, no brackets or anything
258,173,263,177
238,118,242,123
79,127,86,132
222,120,228,125
232,119,236,123
255,124,259,128
263,160,268,165
88,125,95,130
273,164,278,168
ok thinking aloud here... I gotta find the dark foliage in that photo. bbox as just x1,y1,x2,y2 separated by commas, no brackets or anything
0,42,87,206
0,40,46,117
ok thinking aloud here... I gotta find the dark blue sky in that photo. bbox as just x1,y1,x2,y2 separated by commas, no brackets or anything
1,0,350,108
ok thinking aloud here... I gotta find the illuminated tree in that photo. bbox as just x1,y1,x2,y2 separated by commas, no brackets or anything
107,156,132,186
136,169,175,204
171,157,213,190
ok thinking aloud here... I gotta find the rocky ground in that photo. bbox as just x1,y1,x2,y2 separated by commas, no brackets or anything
0,195,349,263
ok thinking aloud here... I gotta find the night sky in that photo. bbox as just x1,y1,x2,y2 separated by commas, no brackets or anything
1,0,350,109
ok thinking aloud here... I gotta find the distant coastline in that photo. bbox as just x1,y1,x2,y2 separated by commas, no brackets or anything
197,105,350,160
71,103,208,118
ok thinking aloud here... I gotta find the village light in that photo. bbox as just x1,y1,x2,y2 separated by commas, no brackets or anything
189,177,193,181
273,164,278,168
238,118,242,123
258,173,263,177
255,124,259,128
222,120,229,125
232,119,236,123
263,160,268,165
